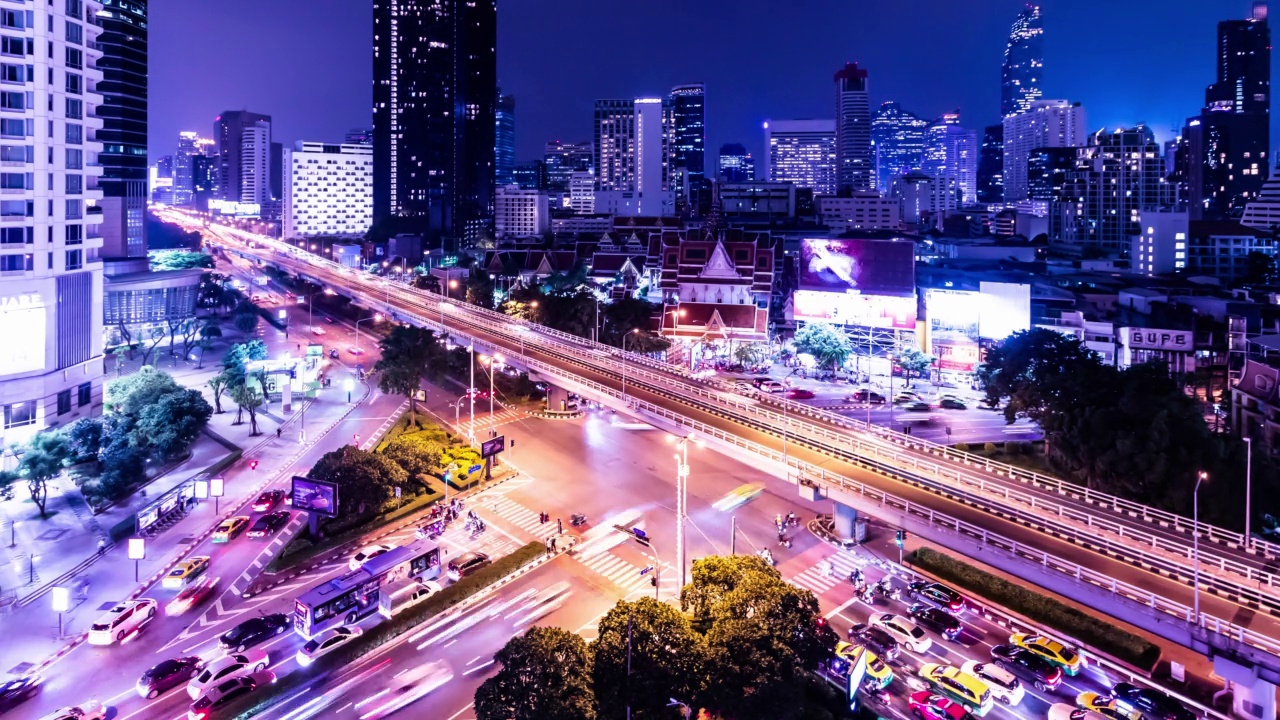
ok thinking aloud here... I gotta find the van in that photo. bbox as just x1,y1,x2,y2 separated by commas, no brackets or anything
447,552,490,581
378,579,443,619
961,660,1024,706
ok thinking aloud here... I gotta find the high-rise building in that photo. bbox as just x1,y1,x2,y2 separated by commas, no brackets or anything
494,185,549,239
892,171,957,227
1026,147,1077,201
1057,126,1169,249
871,102,928,191
1001,100,1086,201
513,161,547,191
593,98,672,215
1184,2,1271,220
192,154,218,211
240,120,272,206
923,113,979,205
495,93,516,188
214,111,271,204
834,63,873,192
173,132,197,207
670,84,706,197
717,143,755,183
568,171,595,214
344,128,373,146
283,142,374,239
544,141,592,192
1001,4,1044,118
97,0,147,260
764,119,837,196
977,125,1004,204
0,0,107,443
373,0,497,243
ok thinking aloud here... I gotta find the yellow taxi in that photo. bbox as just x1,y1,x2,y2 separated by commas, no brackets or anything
162,556,210,590
211,516,250,543
1009,633,1085,676
711,483,765,512
1076,692,1142,720
919,663,994,717
834,641,893,689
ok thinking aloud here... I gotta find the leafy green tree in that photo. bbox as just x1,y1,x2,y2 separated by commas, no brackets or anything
732,343,769,369
381,436,443,488
66,417,104,461
792,322,851,371
308,446,406,516
106,366,183,416
375,326,439,424
98,438,147,500
601,297,668,351
0,469,17,501
229,382,264,435
233,305,260,335
474,627,596,720
897,348,934,384
680,554,777,629
207,370,234,414
133,389,212,459
592,598,706,720
976,328,1099,422
466,269,495,309
18,431,73,517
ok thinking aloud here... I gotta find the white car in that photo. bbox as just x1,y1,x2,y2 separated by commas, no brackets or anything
310,326,326,336
296,626,363,667
186,649,269,699
39,703,106,720
87,599,157,645
349,544,396,571
873,613,933,653
1049,704,1108,720
962,660,1025,706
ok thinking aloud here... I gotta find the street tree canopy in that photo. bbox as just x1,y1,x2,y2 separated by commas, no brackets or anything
793,322,851,371
592,598,706,720
308,446,407,517
106,365,183,416
474,626,596,720
374,325,440,424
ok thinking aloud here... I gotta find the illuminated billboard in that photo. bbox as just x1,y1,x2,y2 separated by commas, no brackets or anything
291,476,339,518
925,289,981,372
793,290,916,329
799,238,915,297
978,282,1031,341
0,293,45,376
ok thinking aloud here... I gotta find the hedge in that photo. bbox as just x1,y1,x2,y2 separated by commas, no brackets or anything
909,547,1161,671
231,541,547,720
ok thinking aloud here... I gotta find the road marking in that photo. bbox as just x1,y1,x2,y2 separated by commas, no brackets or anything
824,595,860,620
445,703,475,720
463,659,494,676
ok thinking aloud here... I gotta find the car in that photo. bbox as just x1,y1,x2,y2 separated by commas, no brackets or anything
310,326,326,336
137,657,204,699
904,400,932,412
212,516,250,543
1109,683,1196,720
1009,633,1084,676
893,391,922,404
848,390,886,404
758,380,785,393
87,598,158,645
873,613,932,653
349,543,396,571
447,551,491,581
38,702,107,720
989,644,1063,691
940,398,968,410
1050,704,1109,720
186,649,269,699
251,490,285,513
219,613,290,652
166,577,220,616
163,556,211,590
919,664,994,716
848,622,901,662
1077,693,1143,720
908,691,971,720
347,346,364,356
0,674,41,711
787,388,815,400
732,381,756,394
187,671,274,720
961,660,1024,706
711,483,765,512
296,626,363,667
908,603,963,640
833,642,893,689
907,582,967,613
247,511,290,538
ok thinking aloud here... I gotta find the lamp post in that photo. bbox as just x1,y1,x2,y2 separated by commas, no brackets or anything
27,553,37,584
51,586,69,639
468,344,476,445
481,354,503,437
354,313,382,353
668,435,694,590
622,329,640,401
1245,436,1254,550
8,519,15,548
1194,470,1206,624
344,377,354,404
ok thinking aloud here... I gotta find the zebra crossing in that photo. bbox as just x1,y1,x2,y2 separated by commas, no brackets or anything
479,495,558,537
578,550,676,597
789,550,869,596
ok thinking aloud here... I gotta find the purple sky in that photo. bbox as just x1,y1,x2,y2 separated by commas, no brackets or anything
150,0,1255,166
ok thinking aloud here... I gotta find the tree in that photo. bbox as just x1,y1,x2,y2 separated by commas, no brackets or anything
466,269,495,309
106,366,184,416
732,343,769,369
792,322,851,371
375,326,438,424
230,382,264,435
680,554,778,629
592,598,706,720
195,323,222,369
223,339,269,375
412,273,442,294
138,326,167,367
133,389,212,459
207,370,234,414
233,305,260,335
897,348,934,385
18,431,73,517
601,297,663,348
98,437,147,500
474,627,596,720
381,436,443,488
308,446,406,517
66,417,104,461
976,328,1100,423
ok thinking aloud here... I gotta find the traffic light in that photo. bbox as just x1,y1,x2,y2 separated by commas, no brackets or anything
650,576,657,587
249,459,259,471
895,530,906,548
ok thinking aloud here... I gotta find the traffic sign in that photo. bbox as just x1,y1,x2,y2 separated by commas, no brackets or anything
468,464,482,475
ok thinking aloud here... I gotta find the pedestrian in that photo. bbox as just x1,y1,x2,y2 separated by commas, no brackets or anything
96,538,107,556
276,427,282,438
557,517,563,535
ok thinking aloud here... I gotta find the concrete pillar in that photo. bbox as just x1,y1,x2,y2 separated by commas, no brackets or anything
546,385,571,413
833,501,859,541
1215,655,1278,720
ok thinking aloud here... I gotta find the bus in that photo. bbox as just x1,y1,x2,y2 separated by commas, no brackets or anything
293,539,441,640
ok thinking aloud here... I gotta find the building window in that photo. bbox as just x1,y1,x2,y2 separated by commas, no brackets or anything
0,253,24,271
77,382,90,407
0,36,24,58
65,122,80,144
65,223,80,243
56,389,70,416
65,20,80,45
64,47,80,70
4,401,34,428
64,97,80,119
65,248,81,269
65,0,82,20
64,72,80,95
65,173,80,194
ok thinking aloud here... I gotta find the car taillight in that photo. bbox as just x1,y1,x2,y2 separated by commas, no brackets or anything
949,600,962,611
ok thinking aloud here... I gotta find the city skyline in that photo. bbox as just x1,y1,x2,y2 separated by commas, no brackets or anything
150,0,1246,167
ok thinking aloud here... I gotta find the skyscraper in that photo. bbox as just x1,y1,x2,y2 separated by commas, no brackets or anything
214,110,271,203
977,125,1004,204
871,102,928,191
835,63,873,192
495,93,516,188
0,0,106,443
1184,2,1271,219
593,98,672,213
764,119,837,196
344,128,373,146
1057,126,1169,249
173,132,197,207
923,113,979,205
373,0,497,243
1001,99,1086,201
718,143,755,183
670,84,706,184
240,120,272,206
543,140,592,192
97,0,148,260
1001,5,1044,118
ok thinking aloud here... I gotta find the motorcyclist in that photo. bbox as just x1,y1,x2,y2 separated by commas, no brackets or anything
786,511,797,527
819,559,834,577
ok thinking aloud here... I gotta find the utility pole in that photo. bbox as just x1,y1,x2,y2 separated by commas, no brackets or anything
673,437,690,590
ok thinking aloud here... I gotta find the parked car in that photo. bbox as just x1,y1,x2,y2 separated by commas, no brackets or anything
87,599,158,645
849,390,886,405
136,657,204,699
787,388,815,400
989,644,1063,692
907,582,967,613
251,490,285,513
247,511,290,539
961,660,1025,706
447,551,491,581
1108,683,1196,720
0,674,41,711
187,671,274,720
908,603,963,640
186,649,269,699
296,626,363,667
219,613,290,652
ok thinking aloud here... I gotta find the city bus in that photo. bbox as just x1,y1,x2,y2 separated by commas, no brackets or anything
293,539,441,640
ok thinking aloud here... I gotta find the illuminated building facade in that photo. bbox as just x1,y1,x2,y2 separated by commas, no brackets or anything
1001,99,1086,201
923,113,979,205
764,119,836,196
1001,4,1044,118
283,142,374,239
97,0,147,260
593,98,672,215
834,63,872,192
871,102,928,192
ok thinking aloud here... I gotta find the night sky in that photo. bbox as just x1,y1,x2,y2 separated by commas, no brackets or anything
150,0,1250,166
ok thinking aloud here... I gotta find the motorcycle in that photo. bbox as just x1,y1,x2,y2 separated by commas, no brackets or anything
757,549,776,566
875,580,900,602
848,570,865,588
777,535,792,549
858,585,876,604
570,513,588,527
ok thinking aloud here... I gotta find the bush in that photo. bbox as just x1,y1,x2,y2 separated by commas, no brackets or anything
954,442,970,453
909,547,1161,670
983,442,998,454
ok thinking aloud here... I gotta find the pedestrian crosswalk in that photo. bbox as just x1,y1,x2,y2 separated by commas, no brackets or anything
578,550,675,597
789,550,868,596
480,495,558,537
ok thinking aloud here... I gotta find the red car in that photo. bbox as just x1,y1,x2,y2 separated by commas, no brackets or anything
251,490,285,513
166,577,219,617
787,388,815,400
909,691,971,720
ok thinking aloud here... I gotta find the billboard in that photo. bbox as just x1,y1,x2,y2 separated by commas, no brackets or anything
291,476,339,518
1121,327,1192,352
480,436,505,458
799,238,915,297
978,281,1031,341
925,289,982,372
793,290,916,329
0,292,45,376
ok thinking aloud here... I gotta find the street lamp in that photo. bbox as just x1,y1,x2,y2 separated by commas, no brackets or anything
1193,470,1206,624
354,312,382,353
481,354,504,437
51,585,69,638
622,328,640,401
448,279,459,301
468,344,476,445
27,553,38,584
1245,436,1254,550
614,526,662,601
667,434,697,590
662,306,686,336
128,538,145,583
345,377,355,403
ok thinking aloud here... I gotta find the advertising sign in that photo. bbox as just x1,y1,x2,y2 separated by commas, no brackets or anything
925,289,981,372
799,238,915,297
978,281,1031,341
0,292,45,376
793,290,916,329
480,435,506,458
291,476,340,518
1121,327,1192,351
